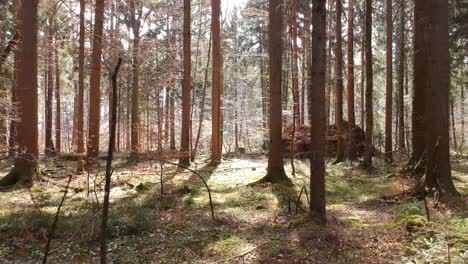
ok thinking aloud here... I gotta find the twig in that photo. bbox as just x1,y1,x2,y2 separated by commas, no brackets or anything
154,159,215,220
216,242,267,263
42,175,73,264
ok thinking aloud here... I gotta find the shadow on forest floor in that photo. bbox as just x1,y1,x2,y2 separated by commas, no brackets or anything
0,154,467,263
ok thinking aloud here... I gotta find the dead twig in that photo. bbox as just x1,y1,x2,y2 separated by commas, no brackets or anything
42,174,73,264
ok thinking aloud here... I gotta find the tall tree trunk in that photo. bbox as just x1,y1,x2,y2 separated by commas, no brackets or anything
252,0,290,185
397,0,406,150
309,0,327,222
461,85,465,148
45,23,55,155
360,27,365,130
77,0,85,154
409,0,427,172
8,64,17,157
165,87,170,148
347,0,357,161
421,0,458,196
87,0,105,158
290,0,299,175
384,0,393,163
0,0,39,187
260,33,269,151
180,0,191,166
363,0,373,168
129,0,141,161
334,0,345,163
55,37,61,153
211,0,222,164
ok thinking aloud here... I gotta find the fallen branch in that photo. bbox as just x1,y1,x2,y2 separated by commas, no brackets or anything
42,175,73,264
216,242,268,263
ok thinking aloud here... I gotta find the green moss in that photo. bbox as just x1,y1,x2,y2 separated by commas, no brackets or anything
135,181,153,192
396,215,428,229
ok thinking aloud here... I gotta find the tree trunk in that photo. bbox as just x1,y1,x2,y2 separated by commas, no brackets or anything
87,0,105,158
170,87,176,150
1,0,39,187
290,0,299,175
409,0,428,172
77,0,85,154
260,32,269,151
450,98,457,150
384,0,393,163
180,0,191,166
363,0,373,168
55,37,61,153
45,23,56,156
309,0,327,223
252,0,290,185
397,0,406,151
211,0,222,164
360,27,365,130
421,0,458,196
129,0,141,161
347,0,357,161
334,0,345,163
461,85,465,148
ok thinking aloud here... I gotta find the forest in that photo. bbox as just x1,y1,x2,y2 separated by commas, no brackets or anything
0,0,467,263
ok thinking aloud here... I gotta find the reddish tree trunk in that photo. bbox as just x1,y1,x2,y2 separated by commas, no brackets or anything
211,0,222,164
55,37,61,153
290,0,299,175
45,24,55,155
129,0,141,160
87,0,105,158
397,0,406,150
180,0,191,166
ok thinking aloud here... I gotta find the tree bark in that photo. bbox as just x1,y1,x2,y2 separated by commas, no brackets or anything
180,0,191,166
87,0,105,158
252,0,290,185
334,0,345,163
363,0,373,168
347,0,357,161
384,0,393,163
129,0,141,161
211,0,222,164
1,0,39,187
55,37,61,153
290,0,299,175
45,23,56,156
421,0,458,196
309,0,327,223
397,0,406,150
77,0,85,154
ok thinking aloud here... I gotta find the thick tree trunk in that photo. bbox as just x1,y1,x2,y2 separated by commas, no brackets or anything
309,0,327,222
421,0,458,196
1,0,39,187
334,0,345,163
211,0,222,164
384,0,393,163
363,0,373,168
87,0,105,158
409,0,428,172
347,0,357,161
180,0,191,166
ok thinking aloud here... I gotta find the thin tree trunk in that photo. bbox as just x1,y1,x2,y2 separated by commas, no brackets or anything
55,37,61,153
77,0,85,154
363,0,373,168
397,0,406,150
347,0,357,161
130,1,141,161
211,0,222,164
45,23,55,156
180,0,191,166
384,0,393,163
450,98,457,149
461,85,465,148
334,0,345,163
290,0,299,175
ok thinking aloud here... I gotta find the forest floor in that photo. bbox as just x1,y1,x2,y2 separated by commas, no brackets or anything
0,153,467,264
